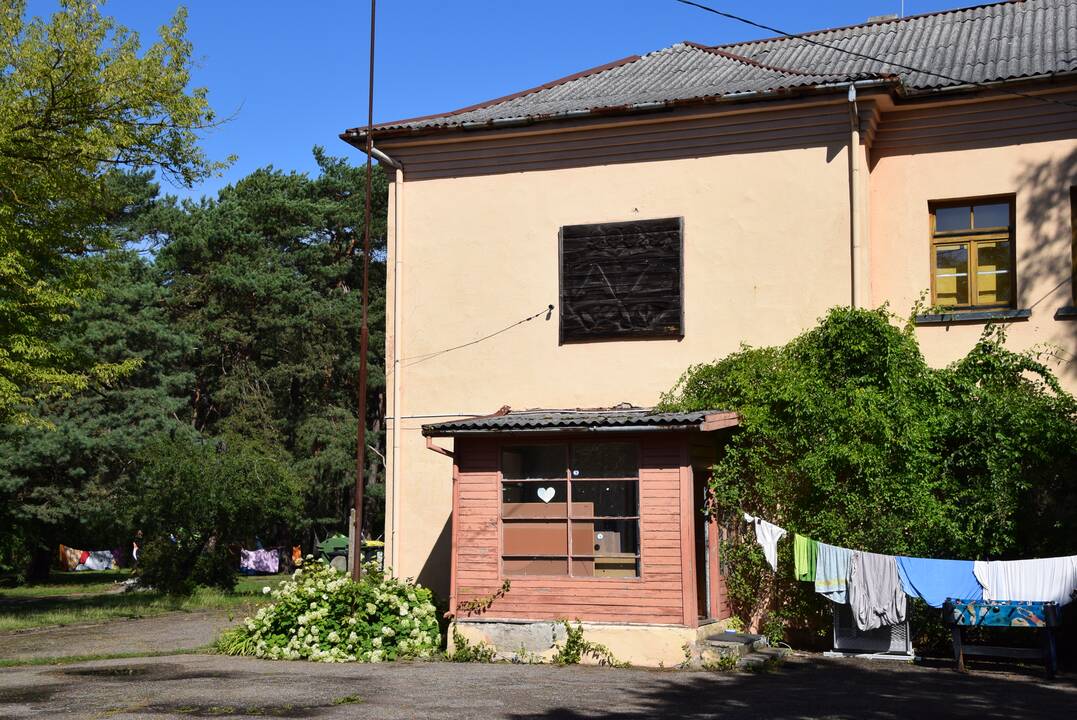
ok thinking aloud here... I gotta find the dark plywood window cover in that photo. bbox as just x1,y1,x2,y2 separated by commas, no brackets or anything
559,217,684,343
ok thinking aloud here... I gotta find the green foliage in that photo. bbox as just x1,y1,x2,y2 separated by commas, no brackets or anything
127,434,302,595
0,151,390,580
0,237,193,577
448,625,496,663
153,149,389,538
661,306,1077,635
700,652,739,672
218,560,440,663
0,0,226,422
455,579,511,617
552,621,628,667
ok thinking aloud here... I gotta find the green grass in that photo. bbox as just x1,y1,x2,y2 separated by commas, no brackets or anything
0,570,131,598
0,646,211,668
0,573,291,633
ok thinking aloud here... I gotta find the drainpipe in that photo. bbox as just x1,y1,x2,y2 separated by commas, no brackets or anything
847,84,864,309
390,162,403,573
361,141,403,572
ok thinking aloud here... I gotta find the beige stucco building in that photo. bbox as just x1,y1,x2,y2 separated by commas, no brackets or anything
341,1,1077,657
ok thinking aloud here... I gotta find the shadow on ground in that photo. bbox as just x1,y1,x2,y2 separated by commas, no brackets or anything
507,658,1077,720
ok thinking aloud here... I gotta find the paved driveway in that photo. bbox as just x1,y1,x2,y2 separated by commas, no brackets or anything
0,653,1074,719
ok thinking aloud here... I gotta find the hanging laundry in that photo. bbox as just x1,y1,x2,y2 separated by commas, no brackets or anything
847,551,906,631
240,548,280,575
794,534,818,582
973,556,1077,606
815,542,852,604
896,557,983,608
743,512,786,571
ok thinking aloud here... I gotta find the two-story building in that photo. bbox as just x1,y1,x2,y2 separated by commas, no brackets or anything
342,0,1077,664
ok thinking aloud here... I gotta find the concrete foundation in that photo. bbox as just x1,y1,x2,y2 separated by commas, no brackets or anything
451,619,733,668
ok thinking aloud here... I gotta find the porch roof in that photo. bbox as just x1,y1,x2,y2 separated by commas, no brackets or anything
421,406,739,437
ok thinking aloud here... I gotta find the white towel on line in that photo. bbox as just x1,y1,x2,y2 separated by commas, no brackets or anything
744,512,787,571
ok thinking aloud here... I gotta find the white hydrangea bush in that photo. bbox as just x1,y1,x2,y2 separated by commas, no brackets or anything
219,559,441,663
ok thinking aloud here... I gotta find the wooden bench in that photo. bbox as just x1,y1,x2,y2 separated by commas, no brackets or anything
942,599,1060,677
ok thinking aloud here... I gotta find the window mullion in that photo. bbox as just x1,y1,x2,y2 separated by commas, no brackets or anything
969,240,979,306
565,444,573,577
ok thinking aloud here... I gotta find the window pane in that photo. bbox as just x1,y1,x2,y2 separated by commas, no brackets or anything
502,480,567,518
973,203,1010,229
571,442,637,478
571,480,638,517
570,519,640,578
975,241,1012,306
934,206,971,232
503,521,567,555
934,244,969,306
502,445,565,479
572,557,640,578
572,519,640,556
504,558,567,576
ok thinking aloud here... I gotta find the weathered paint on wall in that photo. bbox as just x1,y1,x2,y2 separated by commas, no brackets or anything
381,87,1077,598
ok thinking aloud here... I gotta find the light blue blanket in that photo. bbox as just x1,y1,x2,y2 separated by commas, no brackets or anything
897,556,983,608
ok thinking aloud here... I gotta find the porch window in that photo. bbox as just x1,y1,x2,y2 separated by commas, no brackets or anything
930,199,1015,308
501,442,641,578
559,217,683,343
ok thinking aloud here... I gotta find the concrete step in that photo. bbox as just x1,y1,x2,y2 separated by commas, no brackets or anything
706,632,769,658
737,646,789,670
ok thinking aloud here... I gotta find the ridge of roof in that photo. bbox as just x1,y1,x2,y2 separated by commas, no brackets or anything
710,0,1027,50
681,41,837,77
343,0,1077,139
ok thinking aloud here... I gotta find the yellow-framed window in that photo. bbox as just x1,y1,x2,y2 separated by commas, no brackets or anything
930,199,1015,309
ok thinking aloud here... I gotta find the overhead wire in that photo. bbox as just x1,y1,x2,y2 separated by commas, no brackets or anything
673,0,1077,109
404,305,554,367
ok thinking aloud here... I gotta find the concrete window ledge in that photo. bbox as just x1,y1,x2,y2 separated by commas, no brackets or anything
1054,306,1077,320
913,308,1031,326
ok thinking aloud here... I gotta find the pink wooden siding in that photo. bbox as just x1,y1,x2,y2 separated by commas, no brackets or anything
450,434,695,626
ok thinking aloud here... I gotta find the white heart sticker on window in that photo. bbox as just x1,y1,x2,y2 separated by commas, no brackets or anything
537,486,555,503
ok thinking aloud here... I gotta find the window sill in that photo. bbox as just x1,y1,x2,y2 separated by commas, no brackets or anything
1054,306,1077,320
913,308,1030,326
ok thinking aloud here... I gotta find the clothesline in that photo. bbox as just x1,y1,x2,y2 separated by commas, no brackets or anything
743,512,1077,632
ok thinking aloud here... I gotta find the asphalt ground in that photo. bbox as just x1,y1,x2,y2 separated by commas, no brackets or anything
0,652,1074,719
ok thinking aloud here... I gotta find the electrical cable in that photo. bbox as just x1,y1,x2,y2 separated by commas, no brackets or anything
673,0,1077,109
404,304,554,367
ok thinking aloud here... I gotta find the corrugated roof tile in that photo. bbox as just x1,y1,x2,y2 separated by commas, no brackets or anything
353,1,1077,136
421,407,735,436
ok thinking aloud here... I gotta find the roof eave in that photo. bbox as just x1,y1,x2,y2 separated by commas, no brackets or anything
421,412,740,438
340,77,896,145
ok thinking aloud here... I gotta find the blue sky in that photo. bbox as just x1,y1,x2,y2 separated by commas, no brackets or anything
28,0,946,199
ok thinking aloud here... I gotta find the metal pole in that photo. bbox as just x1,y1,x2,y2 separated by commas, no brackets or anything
352,0,377,581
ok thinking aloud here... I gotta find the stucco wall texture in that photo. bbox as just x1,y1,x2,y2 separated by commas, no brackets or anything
378,96,1077,598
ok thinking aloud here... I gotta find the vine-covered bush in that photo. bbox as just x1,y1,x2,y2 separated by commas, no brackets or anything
218,560,440,662
661,306,1077,642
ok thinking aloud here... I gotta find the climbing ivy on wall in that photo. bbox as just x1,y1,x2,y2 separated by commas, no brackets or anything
660,306,1077,635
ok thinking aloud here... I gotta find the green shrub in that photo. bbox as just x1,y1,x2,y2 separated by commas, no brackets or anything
448,625,496,662
552,621,627,667
701,652,739,672
127,434,301,595
661,306,1077,638
217,559,440,663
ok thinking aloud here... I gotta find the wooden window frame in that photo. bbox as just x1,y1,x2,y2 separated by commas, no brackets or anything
928,197,1017,310
498,439,642,581
558,217,685,344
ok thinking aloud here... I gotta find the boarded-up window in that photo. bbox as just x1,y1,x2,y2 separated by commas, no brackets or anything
559,218,683,342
